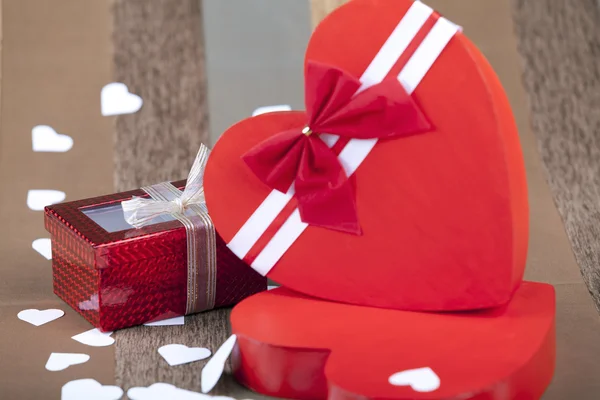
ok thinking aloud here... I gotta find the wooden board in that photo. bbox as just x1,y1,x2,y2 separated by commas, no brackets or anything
0,0,115,398
112,0,210,191
310,0,348,27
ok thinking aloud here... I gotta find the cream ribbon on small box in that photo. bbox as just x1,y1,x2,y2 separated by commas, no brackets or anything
121,144,216,314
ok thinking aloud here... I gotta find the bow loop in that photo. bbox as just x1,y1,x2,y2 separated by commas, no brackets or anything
305,61,362,130
179,144,210,205
243,129,308,194
243,61,432,234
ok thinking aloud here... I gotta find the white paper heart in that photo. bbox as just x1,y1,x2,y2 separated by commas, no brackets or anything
61,378,123,400
252,104,292,117
32,238,52,260
388,367,440,393
72,328,114,347
101,82,143,116
18,309,64,326
32,125,73,152
46,352,90,371
144,316,185,326
27,189,66,211
158,344,211,366
267,285,278,290
201,335,237,393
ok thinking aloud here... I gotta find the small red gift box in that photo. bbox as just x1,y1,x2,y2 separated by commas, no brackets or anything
44,179,266,332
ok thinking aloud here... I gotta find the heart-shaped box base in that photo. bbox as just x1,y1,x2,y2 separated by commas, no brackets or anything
230,282,555,400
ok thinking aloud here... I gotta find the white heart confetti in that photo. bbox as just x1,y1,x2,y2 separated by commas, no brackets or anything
252,104,292,117
32,238,52,260
72,328,115,347
158,344,211,366
61,379,123,400
18,309,64,326
101,82,143,116
144,316,185,326
32,125,73,152
201,335,237,393
45,353,90,371
27,189,66,211
388,367,440,392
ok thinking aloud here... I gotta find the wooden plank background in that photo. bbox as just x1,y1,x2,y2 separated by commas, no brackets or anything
0,0,115,398
310,0,348,27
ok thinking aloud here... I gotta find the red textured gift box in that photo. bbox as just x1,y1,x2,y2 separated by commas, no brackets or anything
44,180,267,332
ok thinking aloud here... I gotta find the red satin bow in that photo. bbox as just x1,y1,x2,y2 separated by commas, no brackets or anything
243,61,431,235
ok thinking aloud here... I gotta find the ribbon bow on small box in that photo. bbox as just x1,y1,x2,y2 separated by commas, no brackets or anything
243,61,432,235
122,144,210,229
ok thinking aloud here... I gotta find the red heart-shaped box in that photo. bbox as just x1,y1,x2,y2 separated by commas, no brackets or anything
204,0,528,311
231,282,555,400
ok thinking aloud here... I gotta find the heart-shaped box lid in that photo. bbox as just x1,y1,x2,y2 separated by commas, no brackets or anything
205,0,528,311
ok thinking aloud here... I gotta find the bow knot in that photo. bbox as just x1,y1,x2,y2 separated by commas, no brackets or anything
171,197,186,215
243,61,432,235
302,126,313,136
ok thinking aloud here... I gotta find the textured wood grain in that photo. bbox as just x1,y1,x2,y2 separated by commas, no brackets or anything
0,0,116,398
310,0,348,27
512,0,600,312
0,0,3,149
112,0,209,191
